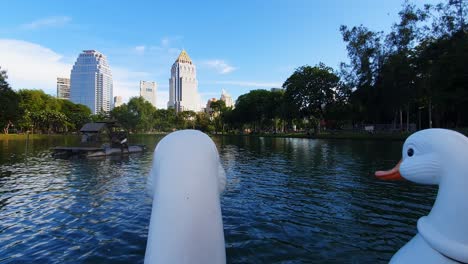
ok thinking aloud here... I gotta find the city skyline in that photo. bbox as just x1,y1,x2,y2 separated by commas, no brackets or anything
0,0,438,108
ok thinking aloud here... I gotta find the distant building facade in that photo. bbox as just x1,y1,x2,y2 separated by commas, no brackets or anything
140,81,157,108
168,50,201,112
205,98,218,114
70,50,113,114
220,89,234,108
270,87,283,93
114,96,123,107
56,77,70,100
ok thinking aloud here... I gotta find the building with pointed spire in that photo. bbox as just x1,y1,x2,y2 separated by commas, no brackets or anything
220,89,234,108
168,50,201,112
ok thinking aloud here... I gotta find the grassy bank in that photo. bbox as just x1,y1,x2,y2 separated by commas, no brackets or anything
3,129,467,141
0,131,411,141
218,128,468,140
0,134,77,141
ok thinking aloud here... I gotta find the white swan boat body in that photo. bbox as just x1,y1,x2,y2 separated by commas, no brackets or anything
145,130,226,264
376,129,468,263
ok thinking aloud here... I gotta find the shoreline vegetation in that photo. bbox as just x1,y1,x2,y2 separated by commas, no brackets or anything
1,1,467,139
0,131,414,141
3,128,468,142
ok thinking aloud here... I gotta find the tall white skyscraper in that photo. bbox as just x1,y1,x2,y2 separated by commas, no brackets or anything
70,50,113,114
140,81,157,108
56,77,70,100
220,89,234,108
168,50,201,112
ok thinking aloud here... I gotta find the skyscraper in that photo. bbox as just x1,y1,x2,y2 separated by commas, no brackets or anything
140,81,157,108
114,96,123,107
220,89,234,108
168,50,201,112
56,77,70,100
70,50,113,113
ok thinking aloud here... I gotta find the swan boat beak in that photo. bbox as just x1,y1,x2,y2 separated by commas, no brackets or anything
375,160,404,180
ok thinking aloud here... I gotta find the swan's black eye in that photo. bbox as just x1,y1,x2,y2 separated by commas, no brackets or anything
407,148,414,157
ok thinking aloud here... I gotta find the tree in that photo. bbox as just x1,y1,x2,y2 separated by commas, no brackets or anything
128,97,156,132
340,25,384,123
209,100,226,133
111,104,136,131
176,111,197,129
414,29,468,127
283,63,340,133
232,89,273,132
111,97,156,133
379,1,427,130
0,68,20,134
59,100,92,130
195,112,214,133
153,108,177,131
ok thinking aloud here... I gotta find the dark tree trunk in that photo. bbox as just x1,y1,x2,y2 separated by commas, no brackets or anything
428,100,432,128
406,104,410,132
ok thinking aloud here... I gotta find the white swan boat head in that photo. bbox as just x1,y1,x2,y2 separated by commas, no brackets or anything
145,130,227,264
376,128,468,263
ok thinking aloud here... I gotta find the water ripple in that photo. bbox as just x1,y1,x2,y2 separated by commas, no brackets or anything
0,135,436,263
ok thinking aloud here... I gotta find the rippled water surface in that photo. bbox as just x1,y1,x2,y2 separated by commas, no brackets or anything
0,135,436,263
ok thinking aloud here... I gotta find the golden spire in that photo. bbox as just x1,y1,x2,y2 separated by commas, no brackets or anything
175,49,192,64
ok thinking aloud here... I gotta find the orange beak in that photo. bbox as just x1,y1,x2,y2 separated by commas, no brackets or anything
375,160,403,180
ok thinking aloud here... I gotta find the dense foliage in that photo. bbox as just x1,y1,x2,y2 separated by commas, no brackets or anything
339,0,467,128
110,97,214,133
0,76,92,134
0,67,20,133
221,0,468,133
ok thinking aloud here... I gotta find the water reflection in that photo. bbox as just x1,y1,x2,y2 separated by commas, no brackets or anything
217,136,435,263
0,134,436,263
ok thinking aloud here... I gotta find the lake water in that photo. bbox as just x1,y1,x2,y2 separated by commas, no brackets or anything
0,134,436,263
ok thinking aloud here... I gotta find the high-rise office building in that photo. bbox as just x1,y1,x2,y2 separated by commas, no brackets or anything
220,89,234,108
70,50,113,113
167,50,201,112
56,77,70,100
114,96,123,107
140,81,157,108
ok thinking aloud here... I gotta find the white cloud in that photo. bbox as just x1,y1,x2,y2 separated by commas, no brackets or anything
161,37,170,47
156,90,169,109
201,60,237,74
134,45,146,54
207,80,282,88
0,39,72,93
160,36,183,48
112,67,151,103
0,39,152,104
21,16,71,30
113,81,138,101
111,68,169,108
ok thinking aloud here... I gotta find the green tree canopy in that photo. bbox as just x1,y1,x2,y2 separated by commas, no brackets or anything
283,63,340,120
0,68,20,133
111,97,156,133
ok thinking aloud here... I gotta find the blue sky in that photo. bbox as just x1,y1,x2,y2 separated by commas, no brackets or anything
0,0,437,108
